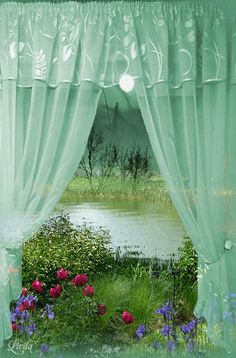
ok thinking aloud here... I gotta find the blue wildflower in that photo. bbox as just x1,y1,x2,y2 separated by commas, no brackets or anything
187,340,194,353
161,323,173,337
16,296,25,306
19,311,29,325
155,301,175,320
41,304,55,320
228,292,236,299
27,321,37,336
41,344,49,353
10,311,17,322
136,324,146,339
166,339,176,352
17,324,25,334
180,319,197,335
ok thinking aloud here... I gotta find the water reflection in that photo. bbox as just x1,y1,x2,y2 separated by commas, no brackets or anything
57,200,185,259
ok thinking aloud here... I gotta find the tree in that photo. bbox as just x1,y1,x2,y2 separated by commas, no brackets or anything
79,127,103,181
126,143,151,182
99,143,119,178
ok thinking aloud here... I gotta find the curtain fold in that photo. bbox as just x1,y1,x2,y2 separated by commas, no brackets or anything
0,0,235,351
0,81,101,346
135,80,236,351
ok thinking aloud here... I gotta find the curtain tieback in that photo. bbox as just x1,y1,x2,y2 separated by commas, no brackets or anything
224,240,235,251
202,239,234,266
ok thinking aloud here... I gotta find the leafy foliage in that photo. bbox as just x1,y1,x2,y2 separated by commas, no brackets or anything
175,235,198,287
22,212,114,288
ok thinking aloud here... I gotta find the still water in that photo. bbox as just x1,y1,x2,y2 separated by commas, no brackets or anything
57,200,185,259
57,200,184,258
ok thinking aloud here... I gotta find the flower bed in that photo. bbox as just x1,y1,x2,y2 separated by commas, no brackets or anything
3,213,217,357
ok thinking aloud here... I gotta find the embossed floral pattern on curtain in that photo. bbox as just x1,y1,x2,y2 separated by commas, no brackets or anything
0,0,236,351
1,1,235,88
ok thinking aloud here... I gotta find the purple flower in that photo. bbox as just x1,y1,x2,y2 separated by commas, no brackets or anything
16,297,24,306
17,324,25,334
27,321,37,336
180,319,197,335
41,304,55,320
136,324,146,339
41,344,49,353
10,311,17,322
187,340,194,353
19,310,30,324
161,323,173,337
228,292,236,299
166,339,176,352
155,301,175,320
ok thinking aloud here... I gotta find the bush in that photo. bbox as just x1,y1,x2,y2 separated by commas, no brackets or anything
22,212,114,288
175,235,198,287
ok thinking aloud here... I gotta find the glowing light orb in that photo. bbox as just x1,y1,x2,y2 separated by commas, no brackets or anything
119,74,134,92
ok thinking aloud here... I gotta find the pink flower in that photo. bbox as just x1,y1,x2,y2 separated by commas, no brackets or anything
32,280,43,293
82,285,95,297
49,284,62,298
12,323,18,332
121,311,135,324
97,304,107,316
57,268,69,281
72,274,88,286
21,287,28,296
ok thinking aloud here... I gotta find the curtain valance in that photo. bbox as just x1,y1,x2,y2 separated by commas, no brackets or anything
0,1,234,89
1,0,236,353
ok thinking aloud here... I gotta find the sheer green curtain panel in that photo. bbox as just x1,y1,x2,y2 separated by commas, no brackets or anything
0,0,236,352
0,1,113,346
0,81,101,346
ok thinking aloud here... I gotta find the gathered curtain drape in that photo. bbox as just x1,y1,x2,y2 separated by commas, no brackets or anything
0,0,236,352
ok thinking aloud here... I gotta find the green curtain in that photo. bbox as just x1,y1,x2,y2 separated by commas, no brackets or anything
0,82,101,345
134,4,236,350
0,0,235,351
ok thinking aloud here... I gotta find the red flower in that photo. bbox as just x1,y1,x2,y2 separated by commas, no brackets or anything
18,305,24,312
21,287,28,296
32,280,43,293
121,311,135,324
82,285,95,297
12,323,18,332
22,301,28,310
72,274,88,286
57,268,69,281
29,302,35,311
97,304,107,316
49,284,62,298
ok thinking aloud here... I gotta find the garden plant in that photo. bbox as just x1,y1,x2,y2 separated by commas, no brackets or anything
2,213,219,357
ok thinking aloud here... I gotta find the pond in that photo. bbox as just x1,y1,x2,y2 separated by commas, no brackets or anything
57,200,185,259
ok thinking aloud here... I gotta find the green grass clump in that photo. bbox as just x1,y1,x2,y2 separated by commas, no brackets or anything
61,176,171,204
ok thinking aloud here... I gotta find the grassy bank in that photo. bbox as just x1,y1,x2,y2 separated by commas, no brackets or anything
61,176,171,204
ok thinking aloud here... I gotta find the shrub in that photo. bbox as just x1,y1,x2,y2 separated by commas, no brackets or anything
22,212,114,289
175,235,198,287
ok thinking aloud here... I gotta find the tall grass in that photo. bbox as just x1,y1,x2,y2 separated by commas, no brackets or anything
61,176,171,204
